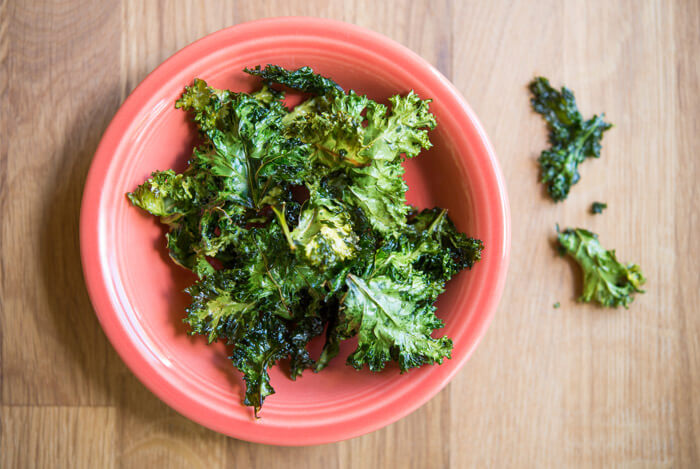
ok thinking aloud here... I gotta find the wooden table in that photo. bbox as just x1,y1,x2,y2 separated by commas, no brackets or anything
2,1,698,467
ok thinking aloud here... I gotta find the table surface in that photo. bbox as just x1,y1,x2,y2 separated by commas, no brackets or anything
2,1,698,467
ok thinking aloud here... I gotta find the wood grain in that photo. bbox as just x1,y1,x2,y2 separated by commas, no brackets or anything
1,406,117,468
1,1,698,467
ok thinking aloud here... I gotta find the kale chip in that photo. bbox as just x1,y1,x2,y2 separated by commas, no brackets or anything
529,77,612,202
557,227,645,308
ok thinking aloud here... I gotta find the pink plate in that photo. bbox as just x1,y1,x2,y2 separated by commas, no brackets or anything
80,17,510,445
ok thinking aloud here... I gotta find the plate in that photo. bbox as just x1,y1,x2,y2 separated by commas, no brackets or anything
80,17,510,445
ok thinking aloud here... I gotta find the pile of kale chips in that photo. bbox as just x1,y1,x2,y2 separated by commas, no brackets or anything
128,65,483,414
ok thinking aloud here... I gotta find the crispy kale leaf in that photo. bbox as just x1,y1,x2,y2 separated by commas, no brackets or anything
244,64,343,95
342,274,452,372
127,65,484,415
185,269,258,343
283,83,436,235
127,168,219,275
285,90,436,166
176,79,310,206
317,208,482,371
184,225,327,411
405,208,484,278
557,227,645,308
529,77,612,201
344,161,410,235
291,190,359,269
127,170,194,218
229,312,289,415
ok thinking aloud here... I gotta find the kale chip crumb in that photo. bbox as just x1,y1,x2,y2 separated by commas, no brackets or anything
591,201,607,214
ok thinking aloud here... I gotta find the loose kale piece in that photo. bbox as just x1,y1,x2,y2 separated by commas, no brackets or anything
529,77,612,201
557,227,645,308
127,65,483,415
591,201,607,214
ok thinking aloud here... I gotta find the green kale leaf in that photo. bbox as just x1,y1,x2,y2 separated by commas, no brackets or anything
317,208,481,371
127,170,194,218
291,191,359,269
176,79,309,208
282,79,435,235
229,312,289,416
405,208,484,279
557,227,645,308
344,160,410,235
244,64,343,95
127,168,220,275
341,274,452,372
184,269,257,343
529,77,612,201
285,90,436,167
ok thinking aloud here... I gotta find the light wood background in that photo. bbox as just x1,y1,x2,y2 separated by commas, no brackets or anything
1,1,698,467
